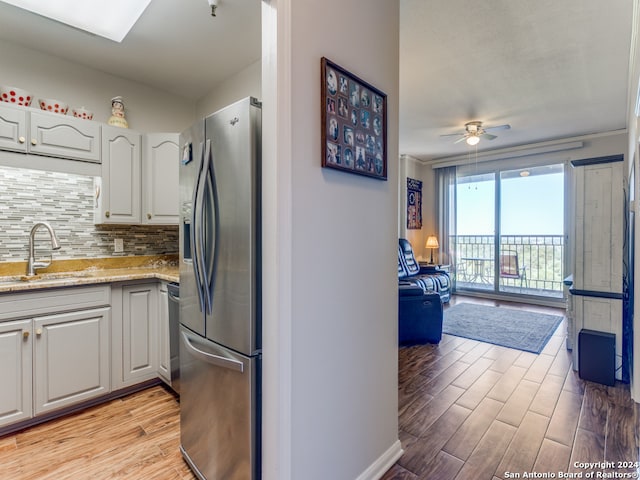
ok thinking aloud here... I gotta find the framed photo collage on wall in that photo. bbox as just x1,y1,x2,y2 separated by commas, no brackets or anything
321,57,387,181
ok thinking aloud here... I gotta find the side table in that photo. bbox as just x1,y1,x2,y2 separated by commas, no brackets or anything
419,263,450,273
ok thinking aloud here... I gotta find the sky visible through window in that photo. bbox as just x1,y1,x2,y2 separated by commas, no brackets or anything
456,169,564,236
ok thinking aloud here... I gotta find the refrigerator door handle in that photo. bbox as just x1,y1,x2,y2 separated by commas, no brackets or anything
181,331,244,373
203,139,219,315
200,139,215,315
191,141,207,313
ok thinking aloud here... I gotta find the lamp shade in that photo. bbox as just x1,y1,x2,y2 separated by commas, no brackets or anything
425,236,439,249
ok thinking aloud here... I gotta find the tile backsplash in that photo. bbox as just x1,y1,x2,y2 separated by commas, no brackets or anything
0,166,178,261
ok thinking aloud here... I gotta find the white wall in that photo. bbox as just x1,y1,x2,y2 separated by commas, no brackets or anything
399,154,436,261
261,0,400,479
196,60,261,118
0,39,195,133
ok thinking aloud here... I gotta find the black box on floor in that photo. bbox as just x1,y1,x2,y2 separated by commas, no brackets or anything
578,329,615,386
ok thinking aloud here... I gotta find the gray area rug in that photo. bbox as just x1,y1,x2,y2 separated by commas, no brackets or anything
443,303,563,354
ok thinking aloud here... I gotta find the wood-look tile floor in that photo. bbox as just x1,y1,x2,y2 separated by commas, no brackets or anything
0,386,196,480
383,295,640,480
2,296,638,480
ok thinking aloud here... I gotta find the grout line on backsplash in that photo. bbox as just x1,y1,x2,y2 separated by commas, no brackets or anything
0,165,178,261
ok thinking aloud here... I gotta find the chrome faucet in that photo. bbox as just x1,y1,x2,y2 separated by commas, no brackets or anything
27,222,61,277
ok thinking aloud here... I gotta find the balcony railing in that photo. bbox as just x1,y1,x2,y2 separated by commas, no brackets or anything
450,234,565,297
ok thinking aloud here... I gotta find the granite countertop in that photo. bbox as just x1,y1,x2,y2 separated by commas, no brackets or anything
0,255,179,293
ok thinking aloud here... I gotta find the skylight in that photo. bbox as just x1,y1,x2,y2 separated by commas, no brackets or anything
0,0,152,42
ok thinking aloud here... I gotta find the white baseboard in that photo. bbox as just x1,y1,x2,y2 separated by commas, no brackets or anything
354,440,404,480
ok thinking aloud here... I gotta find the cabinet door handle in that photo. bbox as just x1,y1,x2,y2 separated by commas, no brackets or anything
31,139,37,146
35,328,42,336
147,213,152,220
105,211,110,218
18,136,25,144
23,331,29,340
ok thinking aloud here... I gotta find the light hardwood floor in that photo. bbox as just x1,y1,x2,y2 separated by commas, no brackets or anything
382,295,640,480
1,296,637,480
0,386,196,480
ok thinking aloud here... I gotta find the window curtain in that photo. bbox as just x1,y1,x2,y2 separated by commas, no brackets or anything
436,166,457,291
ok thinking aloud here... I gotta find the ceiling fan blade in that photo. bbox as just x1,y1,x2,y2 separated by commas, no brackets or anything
481,133,497,141
439,132,465,138
453,136,468,144
483,124,511,132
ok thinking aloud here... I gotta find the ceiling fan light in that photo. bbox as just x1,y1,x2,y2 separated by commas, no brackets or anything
466,135,480,146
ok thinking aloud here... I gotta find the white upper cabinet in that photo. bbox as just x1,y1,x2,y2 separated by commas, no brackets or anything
29,111,100,163
0,103,179,225
0,103,100,162
95,131,178,225
96,126,142,224
0,105,27,153
142,133,179,225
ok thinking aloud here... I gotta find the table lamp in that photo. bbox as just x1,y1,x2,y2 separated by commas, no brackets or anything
425,235,439,265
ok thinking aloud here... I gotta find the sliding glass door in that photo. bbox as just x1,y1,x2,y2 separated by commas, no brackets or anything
455,172,496,291
454,163,565,301
499,164,564,297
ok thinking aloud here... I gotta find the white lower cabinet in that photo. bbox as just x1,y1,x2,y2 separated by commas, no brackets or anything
112,282,159,389
0,319,32,427
157,282,171,385
33,308,110,415
0,285,111,429
0,279,174,430
0,306,111,428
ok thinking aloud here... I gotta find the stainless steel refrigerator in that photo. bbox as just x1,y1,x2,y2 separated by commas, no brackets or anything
179,97,261,480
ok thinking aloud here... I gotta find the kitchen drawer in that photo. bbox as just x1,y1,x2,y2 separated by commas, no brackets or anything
0,285,110,321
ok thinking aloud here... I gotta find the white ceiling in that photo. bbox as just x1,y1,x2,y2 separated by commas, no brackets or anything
401,0,634,161
0,0,262,101
0,0,633,162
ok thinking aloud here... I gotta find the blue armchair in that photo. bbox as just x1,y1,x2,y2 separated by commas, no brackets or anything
399,282,443,345
397,240,446,345
398,238,451,303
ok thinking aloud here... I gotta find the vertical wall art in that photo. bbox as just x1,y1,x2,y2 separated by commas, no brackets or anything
407,177,422,229
321,57,387,180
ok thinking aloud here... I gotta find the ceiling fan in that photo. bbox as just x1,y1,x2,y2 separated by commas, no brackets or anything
441,121,511,146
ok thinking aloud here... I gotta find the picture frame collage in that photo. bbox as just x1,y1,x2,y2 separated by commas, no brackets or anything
321,57,387,180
